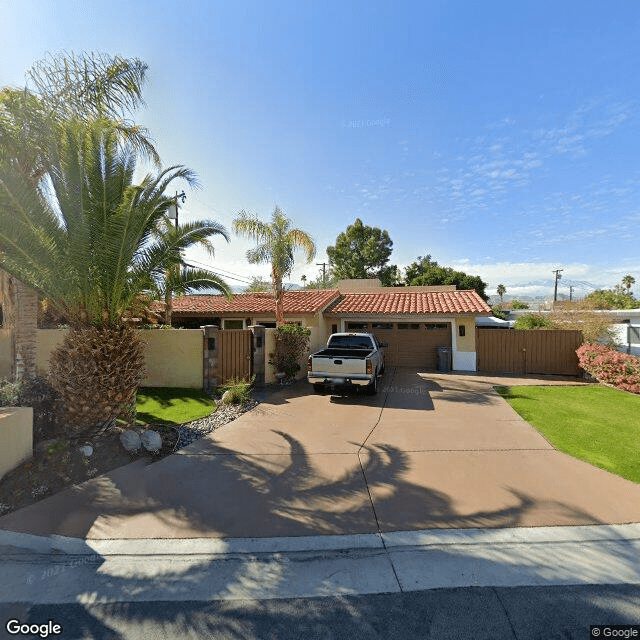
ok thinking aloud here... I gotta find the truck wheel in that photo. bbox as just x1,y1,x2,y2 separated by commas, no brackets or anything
366,374,378,395
313,383,325,394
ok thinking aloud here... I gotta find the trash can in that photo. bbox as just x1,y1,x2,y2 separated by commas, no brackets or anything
437,346,452,372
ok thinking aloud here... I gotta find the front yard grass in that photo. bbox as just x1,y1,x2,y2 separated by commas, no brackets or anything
134,387,216,425
496,384,640,483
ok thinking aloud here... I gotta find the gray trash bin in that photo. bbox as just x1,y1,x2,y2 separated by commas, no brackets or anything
437,346,452,372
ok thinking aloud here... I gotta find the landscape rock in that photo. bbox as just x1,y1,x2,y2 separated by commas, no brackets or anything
119,430,141,452
141,430,162,453
78,444,93,457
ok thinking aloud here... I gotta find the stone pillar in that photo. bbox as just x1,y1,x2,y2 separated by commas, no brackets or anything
202,325,219,391
249,325,266,387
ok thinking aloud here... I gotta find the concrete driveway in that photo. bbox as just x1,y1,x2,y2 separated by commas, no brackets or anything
2,367,640,541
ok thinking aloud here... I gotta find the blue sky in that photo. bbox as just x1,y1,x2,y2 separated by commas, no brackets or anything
2,0,639,299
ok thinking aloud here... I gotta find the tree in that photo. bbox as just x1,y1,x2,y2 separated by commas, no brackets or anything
622,275,635,295
0,117,227,433
233,206,316,325
496,284,506,302
245,276,271,292
583,289,636,310
0,52,159,382
148,218,231,326
514,314,554,330
405,255,489,301
326,218,397,284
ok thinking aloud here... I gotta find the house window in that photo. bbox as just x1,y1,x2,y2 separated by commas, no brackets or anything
371,322,392,330
398,323,420,330
331,324,338,333
346,322,369,331
223,319,244,330
426,323,448,330
256,321,276,328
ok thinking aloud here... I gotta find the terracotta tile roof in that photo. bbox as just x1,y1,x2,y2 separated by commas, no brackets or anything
328,290,492,315
160,289,340,315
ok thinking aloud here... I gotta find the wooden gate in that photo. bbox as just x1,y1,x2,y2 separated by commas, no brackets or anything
218,329,253,382
476,329,583,375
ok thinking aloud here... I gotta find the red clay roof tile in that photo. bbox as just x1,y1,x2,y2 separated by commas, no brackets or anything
158,289,340,315
329,290,491,315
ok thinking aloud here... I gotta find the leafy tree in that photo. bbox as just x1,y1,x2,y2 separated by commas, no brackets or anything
233,206,316,324
514,314,554,330
496,284,506,302
326,218,397,284
245,276,271,292
510,299,529,310
583,289,637,310
405,255,489,301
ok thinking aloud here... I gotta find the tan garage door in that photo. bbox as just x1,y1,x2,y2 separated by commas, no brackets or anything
346,321,452,369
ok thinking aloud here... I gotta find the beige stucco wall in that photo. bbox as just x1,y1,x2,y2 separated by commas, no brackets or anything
0,329,11,379
0,407,32,480
33,328,203,388
36,329,66,375
140,329,203,388
454,318,476,352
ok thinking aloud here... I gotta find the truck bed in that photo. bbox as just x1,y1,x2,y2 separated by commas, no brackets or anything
312,347,373,359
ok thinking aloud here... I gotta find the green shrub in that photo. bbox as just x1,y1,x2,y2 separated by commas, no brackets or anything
510,299,529,310
0,378,22,406
514,313,554,330
269,324,311,380
492,306,509,320
220,376,254,405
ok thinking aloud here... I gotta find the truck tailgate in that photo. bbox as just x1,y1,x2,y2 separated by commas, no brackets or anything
311,355,366,376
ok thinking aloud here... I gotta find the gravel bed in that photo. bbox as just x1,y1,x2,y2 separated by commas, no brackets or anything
176,399,259,448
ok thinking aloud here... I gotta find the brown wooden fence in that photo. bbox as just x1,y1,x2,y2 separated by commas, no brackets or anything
476,329,583,375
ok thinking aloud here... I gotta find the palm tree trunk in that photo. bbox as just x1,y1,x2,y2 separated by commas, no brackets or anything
273,277,285,326
164,288,173,326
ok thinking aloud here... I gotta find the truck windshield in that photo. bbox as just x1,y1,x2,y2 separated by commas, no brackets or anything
328,335,374,349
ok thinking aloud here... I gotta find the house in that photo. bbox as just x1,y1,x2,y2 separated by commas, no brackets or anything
159,279,492,372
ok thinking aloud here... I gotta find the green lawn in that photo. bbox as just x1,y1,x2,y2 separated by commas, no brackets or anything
134,387,216,425
496,384,640,483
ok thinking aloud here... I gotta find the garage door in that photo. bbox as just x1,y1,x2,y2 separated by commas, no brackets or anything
346,322,452,369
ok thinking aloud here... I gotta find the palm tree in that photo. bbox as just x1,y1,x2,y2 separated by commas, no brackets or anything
496,284,506,302
0,117,226,433
622,275,635,295
0,52,159,382
147,217,232,325
233,207,316,325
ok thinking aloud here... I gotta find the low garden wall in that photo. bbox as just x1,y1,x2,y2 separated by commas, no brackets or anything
0,407,32,480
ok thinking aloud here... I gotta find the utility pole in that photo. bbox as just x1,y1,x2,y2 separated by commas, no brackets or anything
552,269,563,304
167,191,187,229
569,285,574,302
316,262,328,288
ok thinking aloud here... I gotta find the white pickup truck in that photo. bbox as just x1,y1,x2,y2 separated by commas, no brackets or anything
307,333,386,394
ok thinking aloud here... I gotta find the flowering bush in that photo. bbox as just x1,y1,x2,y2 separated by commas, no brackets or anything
576,343,640,394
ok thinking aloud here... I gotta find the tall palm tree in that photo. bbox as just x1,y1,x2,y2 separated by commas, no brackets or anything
233,207,316,325
496,284,506,302
0,117,226,433
0,52,159,382
622,275,635,295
